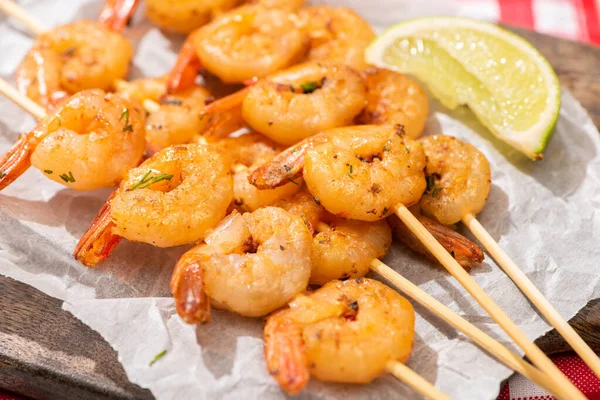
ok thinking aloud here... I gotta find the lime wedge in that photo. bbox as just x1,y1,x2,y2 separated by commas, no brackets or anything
365,17,560,160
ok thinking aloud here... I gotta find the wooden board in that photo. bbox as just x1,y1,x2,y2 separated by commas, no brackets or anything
1,26,600,400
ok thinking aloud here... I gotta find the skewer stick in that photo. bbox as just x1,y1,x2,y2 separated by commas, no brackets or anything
393,204,586,400
462,212,600,379
0,0,46,35
385,361,451,400
0,78,46,120
314,222,567,398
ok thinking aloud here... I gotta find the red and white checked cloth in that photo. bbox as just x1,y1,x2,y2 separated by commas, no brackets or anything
498,353,600,400
456,0,600,45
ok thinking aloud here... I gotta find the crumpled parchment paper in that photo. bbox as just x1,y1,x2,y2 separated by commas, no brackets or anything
1,1,600,399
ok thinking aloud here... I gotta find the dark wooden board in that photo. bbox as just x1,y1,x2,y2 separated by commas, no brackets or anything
1,25,600,400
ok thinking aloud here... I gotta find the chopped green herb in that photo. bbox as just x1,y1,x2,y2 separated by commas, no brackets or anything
292,147,301,153
44,170,53,174
432,187,442,197
59,171,75,183
348,164,353,176
287,178,299,186
300,81,319,94
0,171,6,179
149,350,167,366
404,146,410,154
129,170,174,190
383,140,392,152
119,108,133,132
381,207,389,216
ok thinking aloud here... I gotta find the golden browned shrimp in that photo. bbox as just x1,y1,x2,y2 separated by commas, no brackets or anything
305,126,426,221
201,62,366,145
170,207,312,323
297,6,375,70
114,76,212,153
0,89,145,191
356,68,429,139
265,278,415,394
419,135,492,224
388,212,484,269
74,144,233,266
16,21,133,110
275,189,392,285
145,0,243,34
167,4,308,90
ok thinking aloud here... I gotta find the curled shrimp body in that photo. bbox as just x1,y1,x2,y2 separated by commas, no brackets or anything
275,189,392,285
242,63,367,145
265,278,415,394
170,207,312,323
16,21,133,110
172,4,308,86
297,6,375,71
304,125,427,221
419,135,491,224
0,89,145,191
145,0,242,34
115,77,212,153
74,144,233,266
356,68,429,139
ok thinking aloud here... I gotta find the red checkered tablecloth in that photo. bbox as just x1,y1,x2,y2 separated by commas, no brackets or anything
456,0,600,45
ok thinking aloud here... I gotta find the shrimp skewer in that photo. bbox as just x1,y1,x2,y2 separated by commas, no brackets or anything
0,86,146,191
420,135,600,379
1,0,138,110
265,278,443,397
250,125,586,399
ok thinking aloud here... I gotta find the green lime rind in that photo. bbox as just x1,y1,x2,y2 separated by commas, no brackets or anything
366,17,561,160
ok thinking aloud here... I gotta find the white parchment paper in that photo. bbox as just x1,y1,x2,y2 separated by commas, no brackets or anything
2,1,600,399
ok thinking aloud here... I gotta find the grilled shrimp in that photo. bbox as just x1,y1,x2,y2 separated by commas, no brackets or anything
419,135,491,224
170,207,312,323
16,20,133,110
73,144,233,266
201,62,366,145
265,278,415,394
0,90,145,191
145,0,242,34
251,125,426,221
356,68,429,139
167,4,308,89
388,212,484,269
114,77,212,153
297,6,375,71
275,189,392,284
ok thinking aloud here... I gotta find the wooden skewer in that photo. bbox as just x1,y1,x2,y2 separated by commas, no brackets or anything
0,0,46,35
385,361,451,400
393,204,586,400
0,78,46,120
462,212,600,379
314,222,567,398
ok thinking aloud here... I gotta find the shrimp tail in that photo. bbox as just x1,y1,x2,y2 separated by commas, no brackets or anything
388,214,484,269
97,0,141,32
249,135,328,189
170,254,211,324
202,88,249,139
166,39,203,94
73,190,122,267
0,133,36,191
264,318,310,395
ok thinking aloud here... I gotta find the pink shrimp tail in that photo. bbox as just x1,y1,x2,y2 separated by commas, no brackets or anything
73,190,122,267
170,254,211,324
166,39,203,94
202,88,249,138
97,0,141,32
264,318,310,395
0,133,36,191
